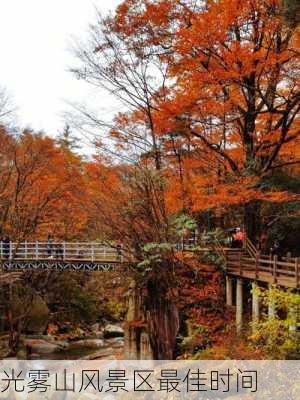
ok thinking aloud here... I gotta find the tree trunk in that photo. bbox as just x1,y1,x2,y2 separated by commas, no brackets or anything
146,279,179,359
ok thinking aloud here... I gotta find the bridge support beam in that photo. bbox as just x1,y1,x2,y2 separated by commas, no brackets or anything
267,285,276,318
226,276,233,306
236,278,243,333
252,282,260,326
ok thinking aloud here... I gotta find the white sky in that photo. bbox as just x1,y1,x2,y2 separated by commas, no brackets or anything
0,0,122,138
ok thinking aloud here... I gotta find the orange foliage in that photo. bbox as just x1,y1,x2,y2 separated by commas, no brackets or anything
108,0,299,217
0,128,88,241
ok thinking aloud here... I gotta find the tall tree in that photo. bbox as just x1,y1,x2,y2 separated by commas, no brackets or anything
0,129,88,241
110,0,300,241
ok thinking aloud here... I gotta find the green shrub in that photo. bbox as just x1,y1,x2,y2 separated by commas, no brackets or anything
250,285,300,359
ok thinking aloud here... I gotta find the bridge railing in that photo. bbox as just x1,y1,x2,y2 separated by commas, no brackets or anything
226,250,299,288
0,242,123,262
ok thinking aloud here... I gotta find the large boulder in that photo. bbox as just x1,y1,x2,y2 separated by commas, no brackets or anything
103,324,124,338
106,337,124,348
24,339,63,354
25,295,49,335
68,339,104,350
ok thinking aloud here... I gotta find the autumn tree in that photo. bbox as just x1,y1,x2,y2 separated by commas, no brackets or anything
73,9,181,358
84,156,181,358
0,129,88,242
109,0,300,242
0,128,89,354
0,127,16,237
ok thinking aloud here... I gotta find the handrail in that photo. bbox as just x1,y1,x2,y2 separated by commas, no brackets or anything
244,236,258,259
212,237,227,263
0,241,124,263
226,249,299,289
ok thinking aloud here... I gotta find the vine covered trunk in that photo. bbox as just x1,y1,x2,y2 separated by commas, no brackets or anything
146,278,179,360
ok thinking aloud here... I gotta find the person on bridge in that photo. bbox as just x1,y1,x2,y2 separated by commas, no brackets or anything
46,235,53,257
232,227,245,248
116,244,122,261
270,239,283,261
3,236,10,259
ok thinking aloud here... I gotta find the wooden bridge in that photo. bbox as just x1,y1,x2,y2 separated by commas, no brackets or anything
221,238,299,333
0,239,299,288
0,241,124,272
224,238,299,289
226,250,299,289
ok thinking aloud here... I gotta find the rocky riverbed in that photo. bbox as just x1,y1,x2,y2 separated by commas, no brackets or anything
0,324,125,360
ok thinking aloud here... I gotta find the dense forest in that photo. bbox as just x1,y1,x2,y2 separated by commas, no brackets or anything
0,0,299,360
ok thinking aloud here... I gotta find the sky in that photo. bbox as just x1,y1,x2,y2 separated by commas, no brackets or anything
0,0,122,138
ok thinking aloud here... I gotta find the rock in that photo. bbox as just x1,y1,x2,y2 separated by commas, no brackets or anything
106,337,124,348
53,340,69,349
33,343,62,354
24,339,45,346
24,339,62,354
68,339,104,350
87,330,103,339
25,295,49,335
103,324,124,338
24,334,55,342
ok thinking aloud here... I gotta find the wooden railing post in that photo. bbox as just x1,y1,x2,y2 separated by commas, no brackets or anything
273,255,278,284
239,250,242,277
255,251,260,280
63,242,66,260
25,240,28,259
35,241,39,260
243,235,247,251
91,243,95,262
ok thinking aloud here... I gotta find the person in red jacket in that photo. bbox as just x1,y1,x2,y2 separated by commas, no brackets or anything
233,227,245,248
